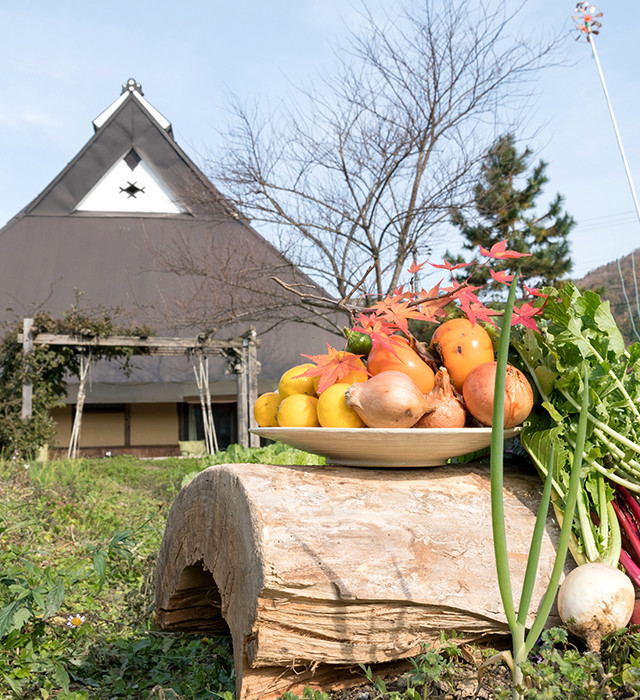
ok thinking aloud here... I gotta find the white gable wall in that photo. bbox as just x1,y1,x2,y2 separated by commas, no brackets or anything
75,155,186,214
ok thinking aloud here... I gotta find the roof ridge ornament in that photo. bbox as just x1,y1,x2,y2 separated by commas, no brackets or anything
121,78,143,96
92,78,172,134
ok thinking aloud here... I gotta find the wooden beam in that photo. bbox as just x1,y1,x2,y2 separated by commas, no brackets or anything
17,326,264,449
16,333,261,357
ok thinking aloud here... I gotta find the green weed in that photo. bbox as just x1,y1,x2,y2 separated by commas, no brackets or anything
0,455,233,699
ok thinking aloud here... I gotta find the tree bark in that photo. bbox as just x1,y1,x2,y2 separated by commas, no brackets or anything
155,461,571,699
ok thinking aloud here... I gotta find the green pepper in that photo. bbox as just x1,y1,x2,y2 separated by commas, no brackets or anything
344,328,372,358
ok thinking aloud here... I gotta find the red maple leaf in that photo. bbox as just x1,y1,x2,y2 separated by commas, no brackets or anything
441,279,482,300
490,269,515,284
366,296,426,337
412,282,451,323
407,260,428,275
299,344,368,394
480,240,531,260
511,303,543,331
429,259,472,271
457,290,501,327
389,285,417,301
523,283,549,299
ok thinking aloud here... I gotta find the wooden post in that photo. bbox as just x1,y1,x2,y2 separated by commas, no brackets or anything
68,352,91,459
21,318,33,420
235,349,249,448
245,328,260,448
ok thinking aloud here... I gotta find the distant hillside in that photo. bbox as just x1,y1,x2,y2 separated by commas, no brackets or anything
576,248,640,345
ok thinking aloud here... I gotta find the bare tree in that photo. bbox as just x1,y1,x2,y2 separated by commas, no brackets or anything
204,0,565,306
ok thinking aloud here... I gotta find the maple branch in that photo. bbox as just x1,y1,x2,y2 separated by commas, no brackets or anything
341,263,377,305
272,262,378,321
270,277,353,314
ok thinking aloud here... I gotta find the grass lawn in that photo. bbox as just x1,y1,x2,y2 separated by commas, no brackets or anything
0,452,238,699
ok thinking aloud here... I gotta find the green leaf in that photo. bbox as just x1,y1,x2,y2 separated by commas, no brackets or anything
54,661,71,693
10,606,32,633
515,283,631,565
0,601,18,637
92,550,106,591
43,578,65,619
2,672,24,694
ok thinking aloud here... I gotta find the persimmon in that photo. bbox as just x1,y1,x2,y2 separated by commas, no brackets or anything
430,317,494,391
366,336,435,393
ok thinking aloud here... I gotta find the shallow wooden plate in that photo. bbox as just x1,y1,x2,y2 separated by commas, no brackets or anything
250,426,521,467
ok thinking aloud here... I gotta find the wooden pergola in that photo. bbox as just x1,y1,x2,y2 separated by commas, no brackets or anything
19,319,261,457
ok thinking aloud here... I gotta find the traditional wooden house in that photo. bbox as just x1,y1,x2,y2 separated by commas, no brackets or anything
0,79,339,456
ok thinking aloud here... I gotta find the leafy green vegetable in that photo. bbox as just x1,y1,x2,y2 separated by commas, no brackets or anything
513,282,640,566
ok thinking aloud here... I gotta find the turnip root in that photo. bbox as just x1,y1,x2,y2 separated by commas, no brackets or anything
345,370,428,428
557,563,635,652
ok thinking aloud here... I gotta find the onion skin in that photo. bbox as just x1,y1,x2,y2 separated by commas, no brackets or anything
557,563,635,652
345,370,428,428
462,361,533,428
413,367,466,429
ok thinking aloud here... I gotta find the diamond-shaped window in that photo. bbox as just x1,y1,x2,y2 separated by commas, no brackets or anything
124,148,141,170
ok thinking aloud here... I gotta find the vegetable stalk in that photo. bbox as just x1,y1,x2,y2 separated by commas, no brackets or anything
490,274,590,697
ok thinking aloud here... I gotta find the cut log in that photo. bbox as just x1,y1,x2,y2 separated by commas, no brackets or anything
155,461,571,699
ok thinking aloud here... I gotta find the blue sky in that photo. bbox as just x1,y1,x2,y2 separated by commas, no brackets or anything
1,0,637,279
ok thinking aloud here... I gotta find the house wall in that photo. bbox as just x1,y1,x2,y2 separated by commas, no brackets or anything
50,403,179,451
52,406,72,447
79,410,125,447
130,403,178,445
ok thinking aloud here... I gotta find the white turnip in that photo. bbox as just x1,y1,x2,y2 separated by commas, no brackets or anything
557,563,635,652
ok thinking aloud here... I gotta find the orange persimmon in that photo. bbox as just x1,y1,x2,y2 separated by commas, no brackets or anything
366,336,435,393
430,317,494,392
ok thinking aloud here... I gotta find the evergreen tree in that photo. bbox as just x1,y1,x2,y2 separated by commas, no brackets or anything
449,133,575,296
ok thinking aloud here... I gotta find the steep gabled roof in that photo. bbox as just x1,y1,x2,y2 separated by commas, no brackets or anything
9,78,238,222
0,79,340,390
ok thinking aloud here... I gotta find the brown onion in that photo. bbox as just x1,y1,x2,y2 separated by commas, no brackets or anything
413,367,466,429
462,361,533,427
345,370,428,428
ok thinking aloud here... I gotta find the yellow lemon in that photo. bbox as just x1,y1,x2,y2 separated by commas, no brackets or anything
276,394,320,427
253,391,281,427
278,363,318,399
316,383,366,428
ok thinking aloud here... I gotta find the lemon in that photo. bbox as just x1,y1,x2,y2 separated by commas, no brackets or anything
278,363,318,399
276,394,320,427
253,391,281,427
316,383,366,428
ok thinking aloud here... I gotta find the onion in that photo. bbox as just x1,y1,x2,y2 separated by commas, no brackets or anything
413,367,466,429
462,361,533,428
558,563,635,652
345,370,428,428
